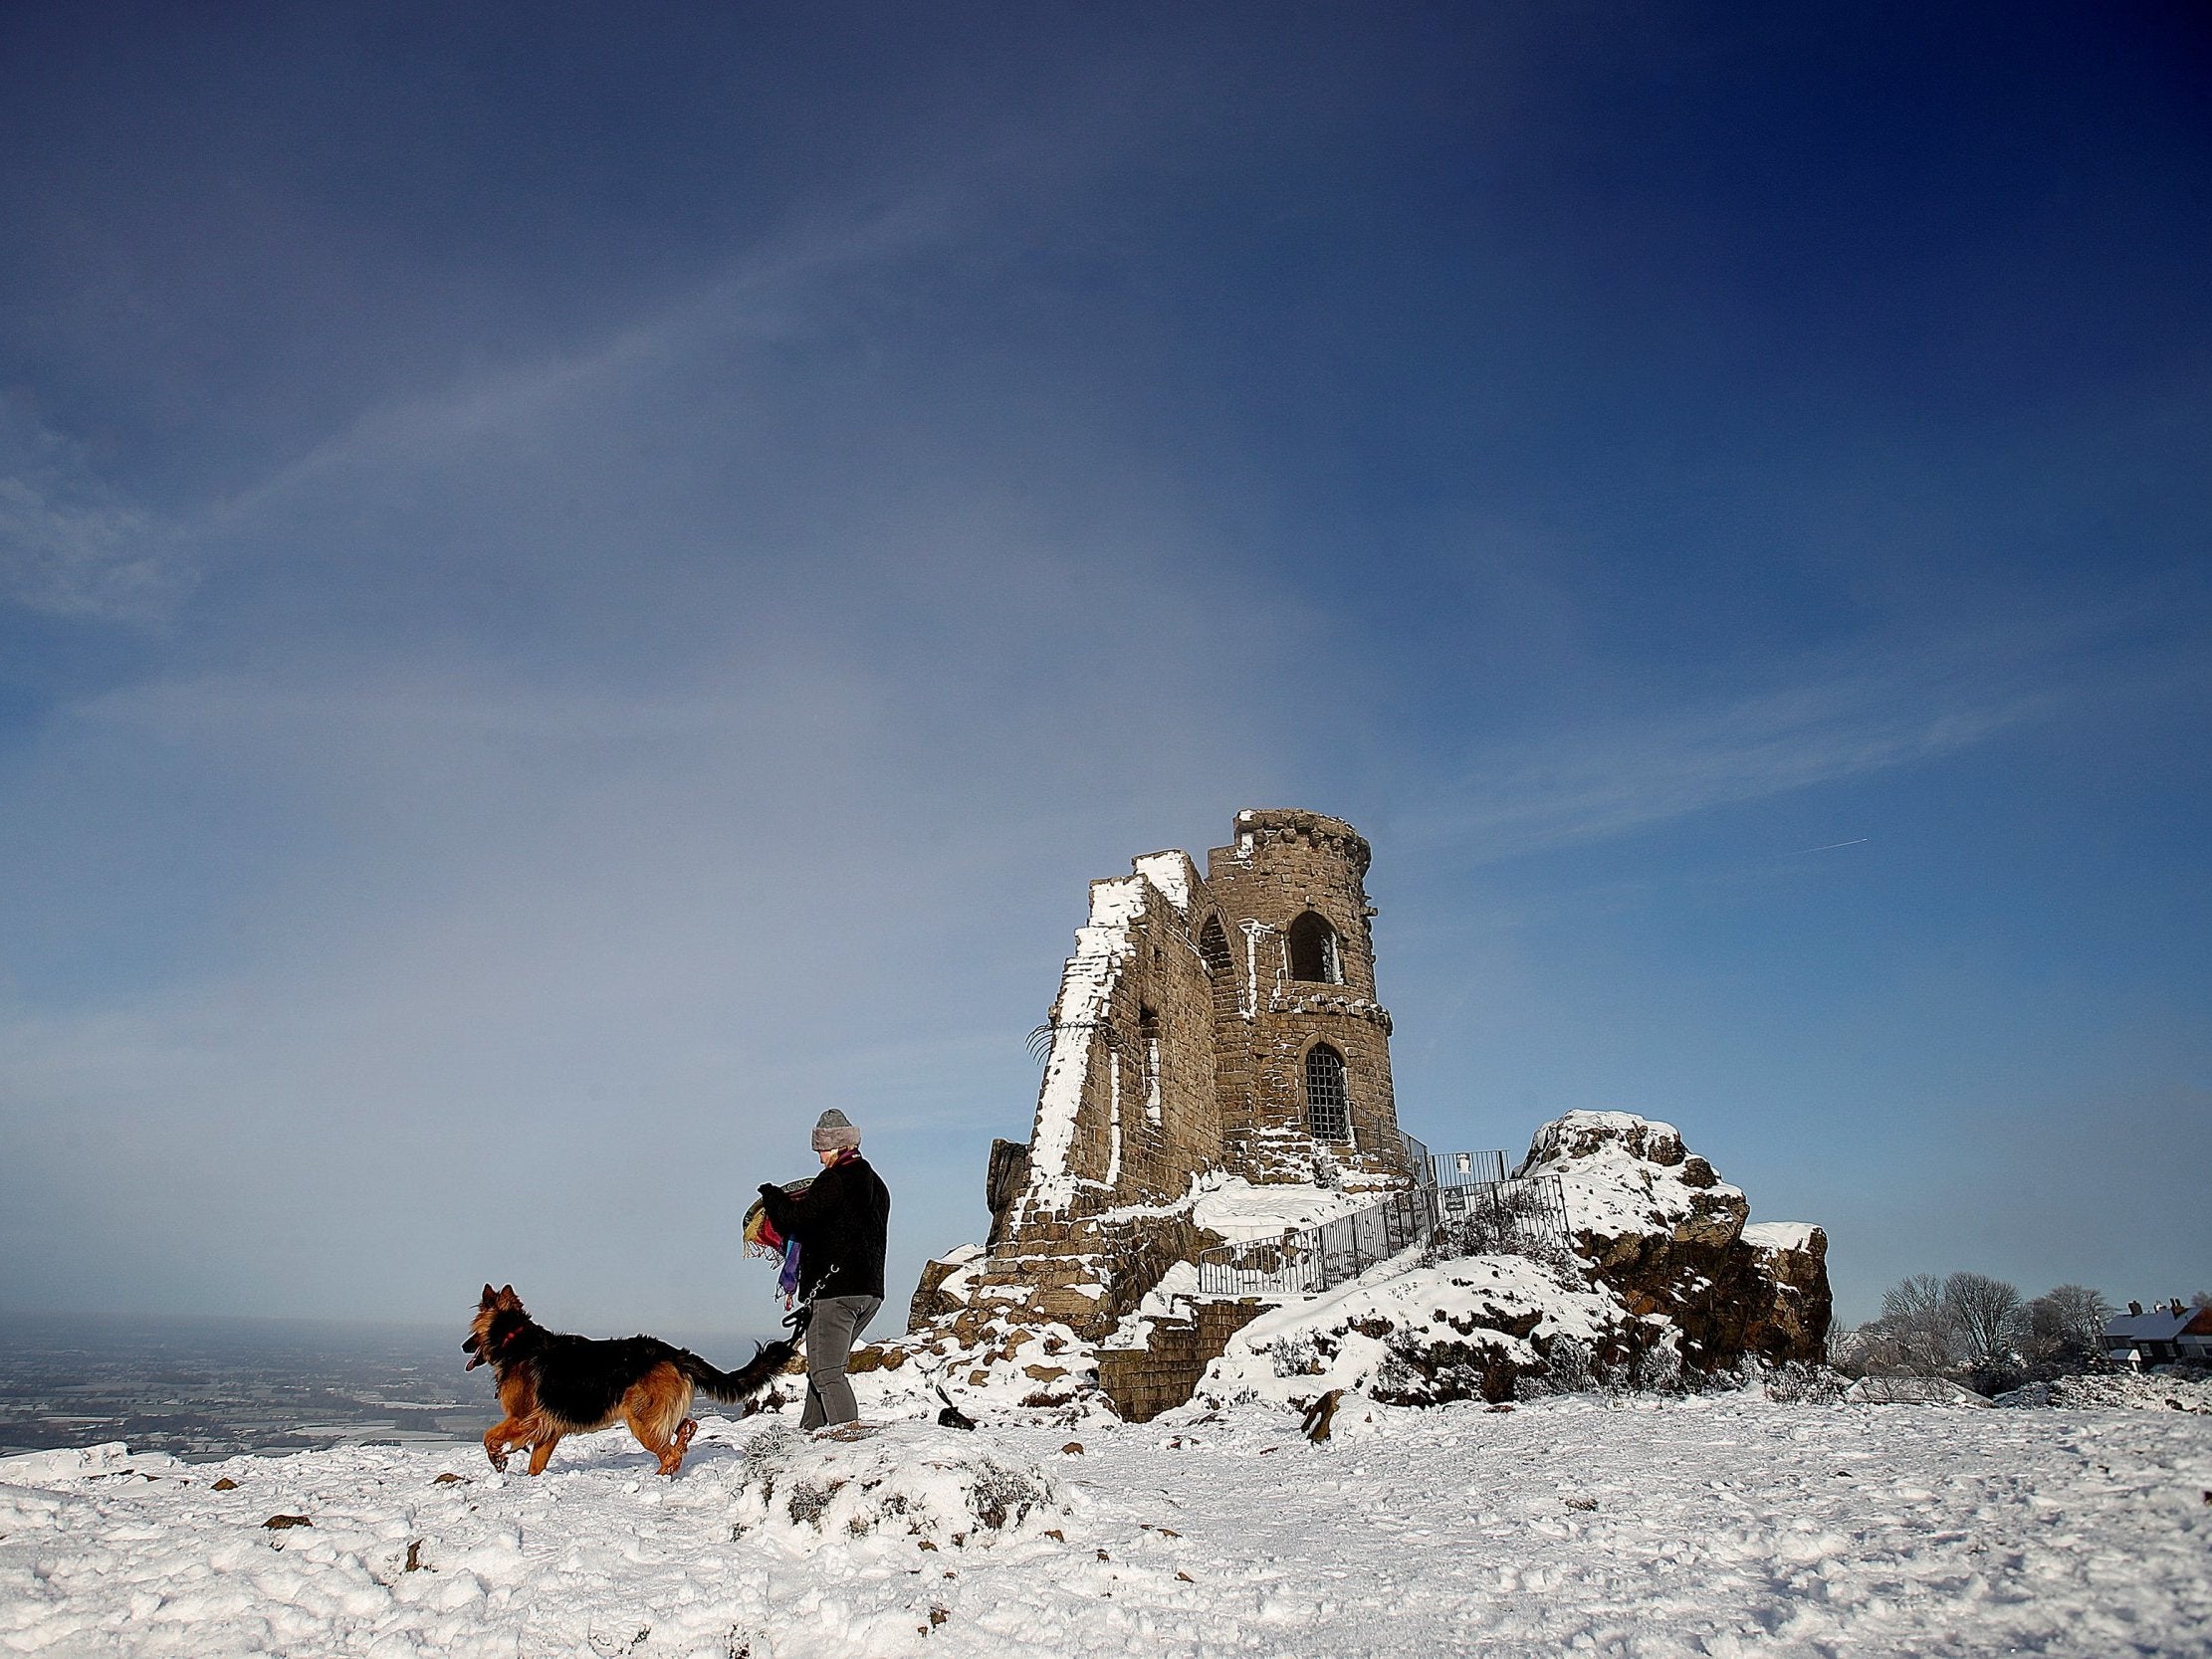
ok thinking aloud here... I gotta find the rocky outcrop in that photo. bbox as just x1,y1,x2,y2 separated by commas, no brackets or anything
1733,1222,1834,1363
876,1109,1830,1424
1188,1113,1829,1418
1519,1111,1830,1369
1194,1254,1677,1413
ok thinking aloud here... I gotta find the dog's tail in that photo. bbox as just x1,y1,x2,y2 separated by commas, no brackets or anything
675,1341,797,1403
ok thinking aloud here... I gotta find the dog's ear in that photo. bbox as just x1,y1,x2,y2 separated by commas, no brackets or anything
498,1284,518,1307
481,1283,497,1307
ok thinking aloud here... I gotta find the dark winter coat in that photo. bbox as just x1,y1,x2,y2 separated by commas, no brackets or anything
758,1152,891,1303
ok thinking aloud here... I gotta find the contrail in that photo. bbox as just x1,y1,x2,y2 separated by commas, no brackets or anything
1791,838,1870,855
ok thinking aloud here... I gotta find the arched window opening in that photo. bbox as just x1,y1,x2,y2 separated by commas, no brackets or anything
1305,1044,1350,1142
1287,911,1341,984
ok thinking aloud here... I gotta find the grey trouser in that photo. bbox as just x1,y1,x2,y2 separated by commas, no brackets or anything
798,1293,881,1430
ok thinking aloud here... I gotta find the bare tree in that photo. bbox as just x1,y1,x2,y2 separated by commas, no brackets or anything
2026,1284,2114,1359
1871,1273,1956,1374
1943,1271,2024,1367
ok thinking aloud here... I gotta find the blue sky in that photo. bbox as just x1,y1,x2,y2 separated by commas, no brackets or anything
2,3,2206,1333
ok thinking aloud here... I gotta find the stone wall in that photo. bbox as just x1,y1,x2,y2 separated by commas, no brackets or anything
1097,1300,1268,1423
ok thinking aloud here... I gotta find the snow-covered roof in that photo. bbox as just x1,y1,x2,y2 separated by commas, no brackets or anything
2102,1306,2208,1344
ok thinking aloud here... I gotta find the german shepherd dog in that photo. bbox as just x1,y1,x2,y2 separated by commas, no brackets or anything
464,1285,794,1476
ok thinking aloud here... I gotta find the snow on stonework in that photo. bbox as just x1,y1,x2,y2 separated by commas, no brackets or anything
848,1308,1116,1423
885,1172,1378,1413
1021,874,1149,1220
1130,850,1197,913
1187,1175,1368,1239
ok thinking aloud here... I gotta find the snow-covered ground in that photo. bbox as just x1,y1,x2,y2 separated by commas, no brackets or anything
1998,1371,2212,1415
5,1391,2209,1657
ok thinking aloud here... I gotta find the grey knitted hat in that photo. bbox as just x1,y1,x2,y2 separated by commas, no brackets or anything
811,1109,861,1152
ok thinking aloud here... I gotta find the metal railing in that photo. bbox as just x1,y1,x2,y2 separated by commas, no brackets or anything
1432,1171,1568,1258
1197,1186,1433,1297
1194,1149,1570,1299
1430,1148,1506,1189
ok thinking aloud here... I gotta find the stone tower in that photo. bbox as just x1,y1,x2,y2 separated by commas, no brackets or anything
1201,808,1401,1186
928,809,1413,1344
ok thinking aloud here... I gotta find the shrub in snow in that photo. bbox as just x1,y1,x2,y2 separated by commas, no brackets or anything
1745,1359,1850,1404
1532,1335,1595,1395
1630,1341,1685,1393
727,1423,1065,1550
1843,1375,1992,1407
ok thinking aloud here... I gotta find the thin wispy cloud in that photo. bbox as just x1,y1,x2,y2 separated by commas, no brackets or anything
1403,624,2094,864
211,190,963,537
0,396,188,624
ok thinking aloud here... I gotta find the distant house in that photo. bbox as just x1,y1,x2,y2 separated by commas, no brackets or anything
2101,1301,2212,1366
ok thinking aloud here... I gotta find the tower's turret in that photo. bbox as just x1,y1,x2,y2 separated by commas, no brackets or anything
1200,808,1404,1185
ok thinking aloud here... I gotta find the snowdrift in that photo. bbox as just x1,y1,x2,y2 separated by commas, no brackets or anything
1997,1371,2212,1414
5,1395,2210,1658
729,1422,1064,1549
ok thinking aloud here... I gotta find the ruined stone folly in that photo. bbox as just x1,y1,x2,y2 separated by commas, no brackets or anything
882,807,1833,1420
920,811,1414,1334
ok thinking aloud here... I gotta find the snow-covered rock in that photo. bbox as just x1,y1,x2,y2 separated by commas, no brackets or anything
1193,1254,1665,1412
1521,1110,1832,1369
1521,1110,1750,1258
729,1422,1065,1549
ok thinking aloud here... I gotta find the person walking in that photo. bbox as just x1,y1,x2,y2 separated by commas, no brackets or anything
755,1110,891,1431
